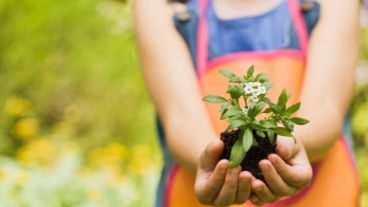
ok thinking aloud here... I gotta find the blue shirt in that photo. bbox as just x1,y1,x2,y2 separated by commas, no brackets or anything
207,0,292,58
173,0,320,65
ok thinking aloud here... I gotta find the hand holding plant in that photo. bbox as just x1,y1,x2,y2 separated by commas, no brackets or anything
203,65,309,180
195,66,312,206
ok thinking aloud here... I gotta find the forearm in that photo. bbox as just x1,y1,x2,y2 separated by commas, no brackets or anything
294,0,359,162
293,102,345,162
134,0,217,174
162,109,216,173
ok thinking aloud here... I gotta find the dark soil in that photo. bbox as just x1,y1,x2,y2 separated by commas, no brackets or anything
220,129,277,182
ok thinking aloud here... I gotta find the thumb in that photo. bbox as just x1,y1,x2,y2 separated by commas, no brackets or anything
199,140,224,171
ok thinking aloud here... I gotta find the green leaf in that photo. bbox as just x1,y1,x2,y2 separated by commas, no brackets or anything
286,102,301,115
259,73,269,82
252,137,259,146
227,85,244,100
263,98,282,113
282,119,294,131
254,73,269,82
254,73,263,81
264,108,273,113
275,127,293,137
220,109,228,120
227,119,247,131
222,105,242,119
262,82,273,89
290,117,310,125
255,101,266,114
247,65,255,78
219,102,229,112
243,128,253,152
256,130,266,138
259,120,276,129
250,120,261,126
228,115,244,121
229,137,247,168
277,89,289,109
248,101,266,119
203,95,227,103
220,69,236,79
269,103,282,113
249,120,264,131
267,130,276,144
229,76,243,83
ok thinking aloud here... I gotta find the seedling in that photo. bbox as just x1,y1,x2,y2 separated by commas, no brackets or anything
203,65,309,180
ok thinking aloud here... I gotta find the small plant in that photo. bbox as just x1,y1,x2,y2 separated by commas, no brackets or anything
203,65,309,180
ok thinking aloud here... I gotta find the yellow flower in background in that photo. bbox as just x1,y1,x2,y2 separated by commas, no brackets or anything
16,138,54,165
88,143,128,168
4,96,30,117
16,171,29,186
129,145,154,175
105,164,125,187
86,189,102,201
104,143,128,162
12,118,39,139
0,170,6,181
53,121,73,135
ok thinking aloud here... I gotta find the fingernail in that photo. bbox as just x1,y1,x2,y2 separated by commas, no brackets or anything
269,154,277,163
240,171,251,180
266,161,272,169
268,154,274,160
219,160,228,171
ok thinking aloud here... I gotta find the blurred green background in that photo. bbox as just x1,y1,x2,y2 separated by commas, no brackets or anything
0,0,367,206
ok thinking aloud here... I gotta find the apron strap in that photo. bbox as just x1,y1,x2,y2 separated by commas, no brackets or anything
287,0,309,55
196,0,309,77
196,0,209,80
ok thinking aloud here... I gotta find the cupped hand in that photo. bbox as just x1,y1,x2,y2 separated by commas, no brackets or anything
194,140,253,206
249,136,313,206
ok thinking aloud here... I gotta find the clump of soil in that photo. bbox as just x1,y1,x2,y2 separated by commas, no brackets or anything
220,130,277,182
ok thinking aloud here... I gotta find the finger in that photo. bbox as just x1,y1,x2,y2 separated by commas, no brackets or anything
249,194,265,206
199,140,224,171
251,179,277,203
213,166,241,206
268,154,312,188
234,171,252,204
195,159,229,204
259,159,297,196
276,137,295,160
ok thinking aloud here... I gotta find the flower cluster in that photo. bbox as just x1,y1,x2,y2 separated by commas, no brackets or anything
244,82,267,103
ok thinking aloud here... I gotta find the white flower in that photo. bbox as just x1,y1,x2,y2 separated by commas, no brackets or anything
259,86,267,95
251,88,260,96
244,84,252,95
245,81,265,99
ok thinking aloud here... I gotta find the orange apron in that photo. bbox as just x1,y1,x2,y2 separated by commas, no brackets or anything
163,0,360,206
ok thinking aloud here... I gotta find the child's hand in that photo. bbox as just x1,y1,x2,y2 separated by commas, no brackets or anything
194,140,253,206
249,137,313,206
